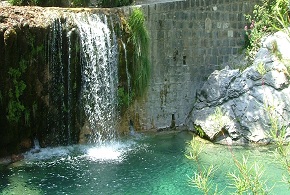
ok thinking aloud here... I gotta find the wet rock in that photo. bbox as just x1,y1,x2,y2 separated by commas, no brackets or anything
0,157,11,165
188,29,290,144
79,120,93,144
20,138,32,151
11,154,24,163
4,27,17,46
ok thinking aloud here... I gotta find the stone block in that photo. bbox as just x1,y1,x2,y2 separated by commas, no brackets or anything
157,30,164,40
217,21,222,29
223,13,230,21
227,30,234,38
210,56,218,65
212,0,218,5
160,2,170,12
205,18,212,33
183,0,190,9
223,22,230,29
175,1,183,10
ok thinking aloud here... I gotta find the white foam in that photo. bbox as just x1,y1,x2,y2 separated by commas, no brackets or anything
24,146,72,161
23,140,140,164
85,141,134,162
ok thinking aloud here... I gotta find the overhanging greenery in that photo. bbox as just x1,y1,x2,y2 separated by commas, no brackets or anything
128,8,150,98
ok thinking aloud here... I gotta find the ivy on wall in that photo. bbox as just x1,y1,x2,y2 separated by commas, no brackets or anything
7,60,27,124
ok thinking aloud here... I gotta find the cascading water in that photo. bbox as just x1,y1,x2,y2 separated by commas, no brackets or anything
66,29,73,144
45,11,120,145
121,40,131,108
48,18,68,144
73,12,119,143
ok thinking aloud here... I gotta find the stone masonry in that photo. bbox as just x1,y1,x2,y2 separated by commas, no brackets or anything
124,0,260,131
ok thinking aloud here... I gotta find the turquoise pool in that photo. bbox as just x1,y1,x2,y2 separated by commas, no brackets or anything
0,131,288,194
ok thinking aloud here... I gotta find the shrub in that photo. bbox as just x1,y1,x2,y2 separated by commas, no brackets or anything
244,0,290,61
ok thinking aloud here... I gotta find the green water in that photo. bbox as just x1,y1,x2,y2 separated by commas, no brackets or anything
0,131,289,194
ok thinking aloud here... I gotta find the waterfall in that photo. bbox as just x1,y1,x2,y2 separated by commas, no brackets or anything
66,28,74,144
73,12,119,143
46,11,119,145
48,18,67,144
121,40,131,107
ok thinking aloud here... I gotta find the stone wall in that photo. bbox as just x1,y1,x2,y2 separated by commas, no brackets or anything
126,0,260,130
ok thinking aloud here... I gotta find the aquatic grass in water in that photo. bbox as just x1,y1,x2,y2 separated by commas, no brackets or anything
0,132,289,194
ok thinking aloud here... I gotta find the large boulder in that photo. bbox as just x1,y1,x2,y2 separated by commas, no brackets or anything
188,29,290,144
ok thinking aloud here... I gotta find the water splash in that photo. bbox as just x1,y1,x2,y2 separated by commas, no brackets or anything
73,12,119,143
85,141,135,162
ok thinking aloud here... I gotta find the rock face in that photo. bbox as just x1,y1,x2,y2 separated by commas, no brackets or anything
188,29,290,144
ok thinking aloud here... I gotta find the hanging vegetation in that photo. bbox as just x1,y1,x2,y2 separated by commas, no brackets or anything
128,8,150,98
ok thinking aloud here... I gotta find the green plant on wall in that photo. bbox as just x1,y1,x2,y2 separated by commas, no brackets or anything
7,32,45,125
7,60,27,124
128,8,150,97
118,87,135,110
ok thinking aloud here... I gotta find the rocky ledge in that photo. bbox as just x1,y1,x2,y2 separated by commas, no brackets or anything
0,6,51,31
0,5,120,32
187,29,290,145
